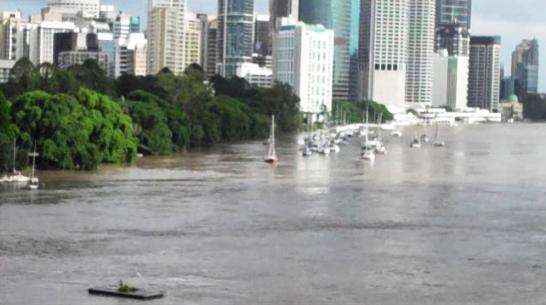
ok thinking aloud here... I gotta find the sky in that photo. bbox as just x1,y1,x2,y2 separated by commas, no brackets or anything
2,0,546,91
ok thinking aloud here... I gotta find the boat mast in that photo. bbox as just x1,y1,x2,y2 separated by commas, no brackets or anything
12,139,16,172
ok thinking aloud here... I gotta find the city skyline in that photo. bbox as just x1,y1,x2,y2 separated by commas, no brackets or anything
1,0,544,91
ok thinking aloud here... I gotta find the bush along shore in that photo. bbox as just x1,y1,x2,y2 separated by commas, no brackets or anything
0,59,391,172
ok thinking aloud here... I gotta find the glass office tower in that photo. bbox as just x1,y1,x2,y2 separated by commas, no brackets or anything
299,0,358,100
217,0,254,78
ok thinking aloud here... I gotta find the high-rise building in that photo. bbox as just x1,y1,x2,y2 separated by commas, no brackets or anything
236,62,273,88
273,19,334,120
269,0,299,31
196,13,209,72
217,0,254,78
299,0,357,100
115,33,147,77
0,11,25,61
511,39,539,97
406,0,435,104
206,19,218,78
47,0,101,18
432,49,469,110
113,13,130,40
254,15,271,57
435,24,470,56
359,0,408,109
435,0,471,29
183,13,202,70
26,21,77,65
468,36,501,111
130,16,141,33
147,0,186,75
0,59,15,83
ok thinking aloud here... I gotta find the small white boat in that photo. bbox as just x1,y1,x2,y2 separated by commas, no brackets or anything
391,130,402,137
410,137,422,149
420,134,430,144
264,115,278,164
302,145,313,157
432,121,446,148
1,141,30,183
330,144,340,153
28,144,39,190
375,143,387,155
361,148,376,161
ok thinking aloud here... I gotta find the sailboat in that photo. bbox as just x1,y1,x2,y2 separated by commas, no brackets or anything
264,115,278,164
28,142,39,190
361,110,375,162
433,121,446,147
374,113,387,155
410,134,422,149
0,140,30,183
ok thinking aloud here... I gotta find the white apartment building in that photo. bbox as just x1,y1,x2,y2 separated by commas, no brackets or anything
0,59,15,83
273,19,334,119
113,13,130,39
26,21,77,65
0,11,26,61
360,0,408,110
432,49,469,110
147,0,186,75
115,33,147,77
406,0,435,105
47,0,101,18
183,12,201,70
236,62,272,88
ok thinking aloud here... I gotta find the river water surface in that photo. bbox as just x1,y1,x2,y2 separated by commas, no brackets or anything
2,124,546,305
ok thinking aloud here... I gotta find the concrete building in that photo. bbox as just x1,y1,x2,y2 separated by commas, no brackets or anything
196,14,209,72
435,0,471,29
273,19,334,119
99,5,116,22
115,33,147,77
359,0,408,110
236,62,272,88
512,39,539,97
47,0,101,18
147,0,186,75
432,49,469,110
183,13,202,70
0,59,15,83
499,94,523,122
406,0,435,105
217,0,254,78
53,32,92,65
435,23,470,56
468,36,501,111
206,19,218,78
113,13,131,39
26,21,77,65
0,11,26,61
299,0,358,100
269,0,299,31
58,50,108,71
254,14,271,57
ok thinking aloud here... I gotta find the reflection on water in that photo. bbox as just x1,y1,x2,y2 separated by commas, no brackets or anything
2,124,546,305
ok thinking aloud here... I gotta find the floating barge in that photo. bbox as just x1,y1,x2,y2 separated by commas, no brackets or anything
88,286,165,300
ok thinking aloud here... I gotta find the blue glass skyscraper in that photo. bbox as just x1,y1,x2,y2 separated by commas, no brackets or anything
217,0,254,78
299,0,359,100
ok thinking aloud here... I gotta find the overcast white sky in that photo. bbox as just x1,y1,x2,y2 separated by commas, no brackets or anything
3,0,545,91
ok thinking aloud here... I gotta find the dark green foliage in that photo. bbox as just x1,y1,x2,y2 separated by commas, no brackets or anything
333,100,394,124
9,89,137,170
522,94,546,120
126,90,190,154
